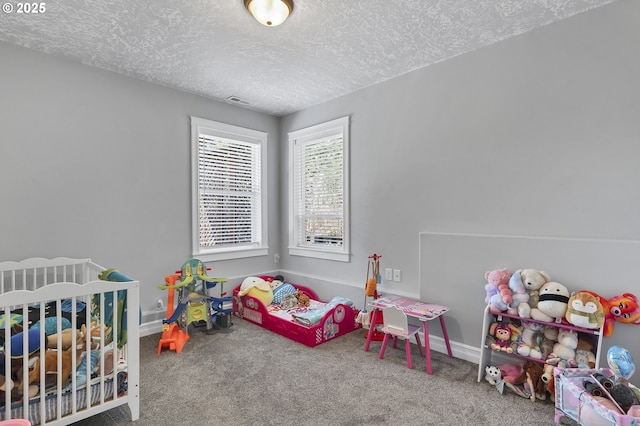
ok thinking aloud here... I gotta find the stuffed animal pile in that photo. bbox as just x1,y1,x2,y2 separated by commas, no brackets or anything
485,361,548,401
0,323,109,400
254,276,311,310
483,268,639,334
482,267,640,402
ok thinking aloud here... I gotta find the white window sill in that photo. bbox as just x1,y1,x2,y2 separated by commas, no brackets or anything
194,247,268,262
288,246,350,262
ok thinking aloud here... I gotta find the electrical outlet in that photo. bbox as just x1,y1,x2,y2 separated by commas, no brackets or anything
393,269,401,282
274,253,280,263
157,299,164,309
385,268,393,281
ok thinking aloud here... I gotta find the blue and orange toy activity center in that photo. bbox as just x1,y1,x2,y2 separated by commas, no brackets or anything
156,259,233,354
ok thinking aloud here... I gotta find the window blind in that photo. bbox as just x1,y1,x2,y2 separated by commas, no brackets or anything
198,135,262,249
295,135,343,247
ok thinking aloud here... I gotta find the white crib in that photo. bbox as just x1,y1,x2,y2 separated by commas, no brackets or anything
0,257,140,425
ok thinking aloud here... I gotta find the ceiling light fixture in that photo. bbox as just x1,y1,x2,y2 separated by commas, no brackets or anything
244,0,294,27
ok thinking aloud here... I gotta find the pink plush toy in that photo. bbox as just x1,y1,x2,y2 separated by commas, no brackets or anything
498,363,524,384
485,268,513,313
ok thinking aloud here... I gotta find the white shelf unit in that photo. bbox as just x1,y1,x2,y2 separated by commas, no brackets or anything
476,305,604,382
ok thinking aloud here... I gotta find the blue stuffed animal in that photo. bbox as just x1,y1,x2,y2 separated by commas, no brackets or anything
65,349,100,391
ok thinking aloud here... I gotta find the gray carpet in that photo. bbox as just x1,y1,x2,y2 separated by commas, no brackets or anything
71,318,578,425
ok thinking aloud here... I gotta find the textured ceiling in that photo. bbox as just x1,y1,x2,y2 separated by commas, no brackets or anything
0,0,615,116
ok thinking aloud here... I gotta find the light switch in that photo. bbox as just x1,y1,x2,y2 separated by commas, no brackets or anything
385,268,393,281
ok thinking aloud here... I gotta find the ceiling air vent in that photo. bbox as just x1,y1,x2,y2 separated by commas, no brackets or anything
226,96,251,106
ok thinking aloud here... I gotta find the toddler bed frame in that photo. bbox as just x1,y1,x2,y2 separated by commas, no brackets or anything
0,257,139,425
232,277,361,347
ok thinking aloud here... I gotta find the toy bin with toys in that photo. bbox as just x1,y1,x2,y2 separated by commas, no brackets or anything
554,367,640,425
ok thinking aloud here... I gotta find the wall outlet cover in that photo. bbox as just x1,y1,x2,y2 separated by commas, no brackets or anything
385,268,393,281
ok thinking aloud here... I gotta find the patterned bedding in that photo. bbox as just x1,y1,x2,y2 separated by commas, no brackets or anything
268,297,354,327
233,278,361,347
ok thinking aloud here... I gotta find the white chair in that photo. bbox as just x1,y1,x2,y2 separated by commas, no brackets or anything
378,306,424,369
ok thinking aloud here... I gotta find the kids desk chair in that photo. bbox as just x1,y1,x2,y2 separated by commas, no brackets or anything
378,306,424,369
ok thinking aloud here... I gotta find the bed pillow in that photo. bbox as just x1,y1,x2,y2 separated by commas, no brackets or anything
272,283,297,304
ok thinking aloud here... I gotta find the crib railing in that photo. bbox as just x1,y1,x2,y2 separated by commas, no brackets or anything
0,258,139,425
0,257,103,294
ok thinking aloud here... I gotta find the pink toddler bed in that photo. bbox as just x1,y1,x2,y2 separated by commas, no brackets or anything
232,277,361,347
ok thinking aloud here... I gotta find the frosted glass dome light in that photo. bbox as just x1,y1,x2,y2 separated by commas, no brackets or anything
245,0,294,27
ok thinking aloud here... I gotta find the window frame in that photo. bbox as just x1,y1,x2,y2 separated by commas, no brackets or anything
288,116,350,262
191,116,268,261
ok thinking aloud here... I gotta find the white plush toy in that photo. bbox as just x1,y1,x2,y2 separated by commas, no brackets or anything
548,328,578,367
530,281,570,323
485,365,505,394
516,269,551,318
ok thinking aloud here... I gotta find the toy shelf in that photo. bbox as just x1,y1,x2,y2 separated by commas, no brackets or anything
476,305,604,382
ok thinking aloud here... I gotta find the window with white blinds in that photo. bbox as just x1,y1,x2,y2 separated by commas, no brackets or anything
191,117,268,261
288,116,350,262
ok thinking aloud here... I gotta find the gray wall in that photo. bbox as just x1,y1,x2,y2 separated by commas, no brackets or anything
1,0,639,362
280,0,640,359
420,233,640,363
0,41,281,320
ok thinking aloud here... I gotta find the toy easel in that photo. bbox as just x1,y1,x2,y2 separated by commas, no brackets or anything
358,253,385,340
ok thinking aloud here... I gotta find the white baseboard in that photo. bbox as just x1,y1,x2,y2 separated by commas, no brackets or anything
414,332,481,365
140,319,163,337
